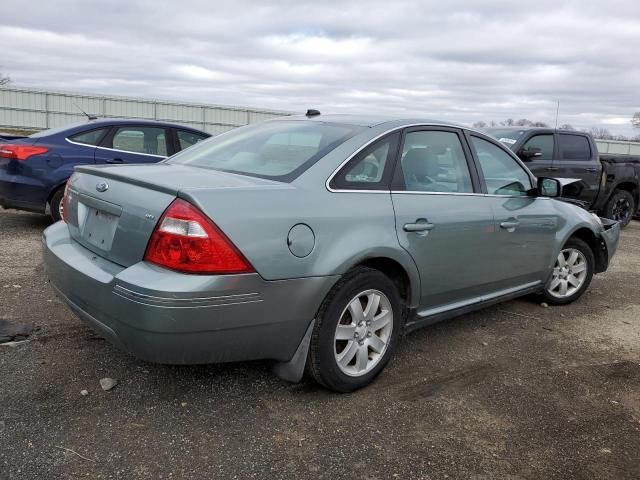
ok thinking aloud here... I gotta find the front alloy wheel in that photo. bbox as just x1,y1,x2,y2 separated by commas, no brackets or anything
542,237,594,305
547,249,588,299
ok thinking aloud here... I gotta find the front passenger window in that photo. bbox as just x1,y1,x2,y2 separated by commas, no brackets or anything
471,136,532,196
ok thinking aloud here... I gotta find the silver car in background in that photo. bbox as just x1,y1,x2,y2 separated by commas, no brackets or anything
43,114,620,392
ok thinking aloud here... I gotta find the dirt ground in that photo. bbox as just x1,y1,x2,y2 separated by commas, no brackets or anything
0,209,639,480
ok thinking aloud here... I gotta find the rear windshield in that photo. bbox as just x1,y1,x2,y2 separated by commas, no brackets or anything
167,120,364,182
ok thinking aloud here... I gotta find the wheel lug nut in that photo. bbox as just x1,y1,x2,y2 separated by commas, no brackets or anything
354,332,359,338
366,321,371,326
367,332,372,338
358,340,364,346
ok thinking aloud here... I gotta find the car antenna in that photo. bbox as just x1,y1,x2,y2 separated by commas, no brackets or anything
73,102,98,121
306,109,321,117
554,100,560,131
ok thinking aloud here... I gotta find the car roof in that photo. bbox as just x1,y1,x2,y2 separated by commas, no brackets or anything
81,118,202,129
275,113,473,130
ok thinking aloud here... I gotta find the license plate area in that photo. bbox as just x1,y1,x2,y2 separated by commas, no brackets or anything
78,203,119,251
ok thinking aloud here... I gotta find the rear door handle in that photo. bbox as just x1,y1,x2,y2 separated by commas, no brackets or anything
106,158,124,164
403,220,435,233
586,167,599,173
546,167,558,172
500,220,520,232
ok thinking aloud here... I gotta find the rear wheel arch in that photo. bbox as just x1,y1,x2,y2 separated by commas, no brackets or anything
350,256,415,310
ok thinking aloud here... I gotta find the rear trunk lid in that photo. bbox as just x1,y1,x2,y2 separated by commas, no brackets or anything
66,163,284,267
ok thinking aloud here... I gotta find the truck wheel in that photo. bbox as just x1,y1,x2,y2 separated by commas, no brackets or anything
49,186,65,222
603,189,635,228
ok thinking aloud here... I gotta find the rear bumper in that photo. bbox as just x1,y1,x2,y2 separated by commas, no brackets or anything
43,221,338,364
0,163,47,213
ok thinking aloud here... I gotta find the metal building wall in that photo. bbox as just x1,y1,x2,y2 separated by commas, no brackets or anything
0,87,291,134
595,139,640,156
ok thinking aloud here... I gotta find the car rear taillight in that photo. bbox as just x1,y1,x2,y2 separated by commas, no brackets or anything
144,198,254,275
0,144,49,161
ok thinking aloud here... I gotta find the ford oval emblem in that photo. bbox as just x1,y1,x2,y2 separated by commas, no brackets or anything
96,182,109,193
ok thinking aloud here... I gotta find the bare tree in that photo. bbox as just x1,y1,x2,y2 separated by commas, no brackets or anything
559,124,575,131
632,112,640,129
589,127,613,140
531,121,549,127
472,121,487,128
0,71,10,86
501,118,515,127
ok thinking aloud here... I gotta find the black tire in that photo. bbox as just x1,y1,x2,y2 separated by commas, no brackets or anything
49,186,65,222
541,237,595,306
603,189,636,228
308,267,402,392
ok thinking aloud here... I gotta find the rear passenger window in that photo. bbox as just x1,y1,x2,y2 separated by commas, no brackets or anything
558,134,591,160
399,130,473,193
69,128,108,146
471,136,532,196
330,133,399,190
522,134,554,160
177,130,209,151
111,127,168,156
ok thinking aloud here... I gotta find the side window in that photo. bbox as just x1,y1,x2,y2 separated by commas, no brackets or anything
471,136,532,196
330,133,399,190
69,128,109,146
558,134,591,160
177,130,209,151
400,130,473,193
521,134,554,160
110,127,168,156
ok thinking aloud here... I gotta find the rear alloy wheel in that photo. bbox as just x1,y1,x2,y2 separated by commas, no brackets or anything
49,186,65,223
542,238,594,305
604,189,635,228
308,267,402,392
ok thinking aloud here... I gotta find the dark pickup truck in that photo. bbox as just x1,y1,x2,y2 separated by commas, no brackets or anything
486,128,640,227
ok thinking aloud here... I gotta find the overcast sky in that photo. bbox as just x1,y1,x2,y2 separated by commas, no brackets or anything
1,0,639,134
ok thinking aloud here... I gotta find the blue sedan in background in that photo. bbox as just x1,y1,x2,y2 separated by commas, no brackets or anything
0,118,210,221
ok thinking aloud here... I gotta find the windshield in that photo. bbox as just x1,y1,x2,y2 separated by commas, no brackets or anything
484,128,527,149
167,120,364,182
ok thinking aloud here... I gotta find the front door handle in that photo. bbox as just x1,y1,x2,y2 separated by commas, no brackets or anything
586,167,599,173
546,167,558,172
403,219,435,233
500,220,520,232
106,158,124,164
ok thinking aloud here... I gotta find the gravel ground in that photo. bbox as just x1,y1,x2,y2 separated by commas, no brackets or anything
0,209,639,480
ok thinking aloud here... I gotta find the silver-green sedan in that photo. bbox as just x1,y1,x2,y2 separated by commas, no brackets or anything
43,114,620,392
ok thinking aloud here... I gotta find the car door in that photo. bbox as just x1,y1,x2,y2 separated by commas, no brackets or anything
95,125,169,165
553,133,602,206
391,127,497,313
518,133,555,177
468,134,558,289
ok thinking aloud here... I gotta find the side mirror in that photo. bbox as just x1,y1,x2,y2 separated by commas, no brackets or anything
519,147,542,161
537,177,561,197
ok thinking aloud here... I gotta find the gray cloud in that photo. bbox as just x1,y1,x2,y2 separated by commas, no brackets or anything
2,0,639,134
